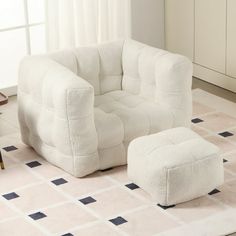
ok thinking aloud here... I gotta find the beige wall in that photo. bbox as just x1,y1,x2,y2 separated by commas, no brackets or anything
165,0,236,92
131,0,164,49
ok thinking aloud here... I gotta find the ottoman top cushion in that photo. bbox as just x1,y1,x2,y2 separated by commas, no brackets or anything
128,127,220,169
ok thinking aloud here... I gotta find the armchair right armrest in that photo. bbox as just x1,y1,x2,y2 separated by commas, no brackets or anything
155,53,193,127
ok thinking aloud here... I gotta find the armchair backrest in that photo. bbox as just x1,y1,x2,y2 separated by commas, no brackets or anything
122,39,167,99
47,39,192,104
48,40,124,95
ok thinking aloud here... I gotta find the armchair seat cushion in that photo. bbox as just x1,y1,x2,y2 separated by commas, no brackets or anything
94,90,173,148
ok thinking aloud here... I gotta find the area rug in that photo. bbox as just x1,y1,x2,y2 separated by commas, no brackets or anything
0,89,236,236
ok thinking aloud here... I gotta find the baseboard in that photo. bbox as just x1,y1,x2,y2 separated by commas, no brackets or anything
193,64,236,93
0,86,17,96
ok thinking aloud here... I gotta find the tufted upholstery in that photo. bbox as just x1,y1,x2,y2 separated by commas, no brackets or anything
128,127,224,206
18,39,192,177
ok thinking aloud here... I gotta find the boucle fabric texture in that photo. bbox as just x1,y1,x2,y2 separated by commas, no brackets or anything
18,39,192,177
128,127,224,206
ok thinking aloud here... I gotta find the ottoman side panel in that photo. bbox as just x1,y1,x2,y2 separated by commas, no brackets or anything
128,148,167,204
166,154,224,205
127,146,147,186
145,165,168,204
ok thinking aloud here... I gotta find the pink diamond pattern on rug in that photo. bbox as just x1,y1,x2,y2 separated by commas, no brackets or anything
197,112,236,132
205,135,236,154
0,202,17,221
71,222,121,236
119,206,179,235
0,166,40,193
0,218,44,236
192,101,214,116
37,202,97,234
1,90,236,236
87,187,144,218
167,196,226,223
191,125,209,137
9,183,67,213
213,180,236,208
57,173,114,198
100,165,130,184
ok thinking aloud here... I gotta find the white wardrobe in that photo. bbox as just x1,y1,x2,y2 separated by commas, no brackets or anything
165,0,236,92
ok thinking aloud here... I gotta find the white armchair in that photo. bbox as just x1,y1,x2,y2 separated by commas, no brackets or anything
18,39,192,177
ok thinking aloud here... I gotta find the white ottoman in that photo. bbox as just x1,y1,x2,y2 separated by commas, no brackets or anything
128,127,224,206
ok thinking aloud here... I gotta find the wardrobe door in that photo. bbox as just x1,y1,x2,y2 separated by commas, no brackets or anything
195,0,226,73
227,0,236,78
165,0,194,61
